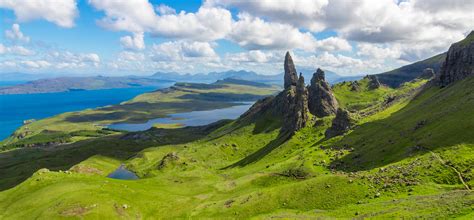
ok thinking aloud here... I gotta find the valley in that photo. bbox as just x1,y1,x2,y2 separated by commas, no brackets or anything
0,32,472,218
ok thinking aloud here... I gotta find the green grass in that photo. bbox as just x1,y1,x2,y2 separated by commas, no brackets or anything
0,77,473,218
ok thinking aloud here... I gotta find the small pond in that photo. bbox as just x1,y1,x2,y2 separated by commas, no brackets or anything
108,102,254,132
107,164,139,180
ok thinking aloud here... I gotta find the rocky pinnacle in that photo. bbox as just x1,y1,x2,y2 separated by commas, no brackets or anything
284,51,298,89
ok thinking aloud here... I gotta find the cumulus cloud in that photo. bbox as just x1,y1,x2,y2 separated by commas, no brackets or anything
228,13,317,51
120,32,145,50
156,4,176,15
151,41,217,61
0,44,35,56
210,0,472,60
5,23,30,42
89,0,232,41
207,0,329,32
0,0,78,27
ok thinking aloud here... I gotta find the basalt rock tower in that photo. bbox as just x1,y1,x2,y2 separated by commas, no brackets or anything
308,68,339,117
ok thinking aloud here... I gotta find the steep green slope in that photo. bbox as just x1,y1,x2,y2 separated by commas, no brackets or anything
0,75,472,218
376,52,445,87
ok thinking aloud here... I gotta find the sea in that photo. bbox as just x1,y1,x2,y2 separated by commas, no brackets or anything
0,83,173,140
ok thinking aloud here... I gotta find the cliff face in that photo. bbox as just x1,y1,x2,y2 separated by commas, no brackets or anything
308,69,339,117
439,31,474,87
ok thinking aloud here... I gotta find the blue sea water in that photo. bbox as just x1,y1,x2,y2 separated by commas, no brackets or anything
108,102,254,131
0,85,172,140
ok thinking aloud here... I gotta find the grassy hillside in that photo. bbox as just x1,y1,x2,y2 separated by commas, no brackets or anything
0,80,280,150
0,75,472,218
376,53,446,87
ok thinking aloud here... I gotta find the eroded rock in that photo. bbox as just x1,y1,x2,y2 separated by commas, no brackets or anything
308,68,339,117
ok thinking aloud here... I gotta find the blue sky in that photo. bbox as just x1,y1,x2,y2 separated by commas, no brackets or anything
0,0,472,76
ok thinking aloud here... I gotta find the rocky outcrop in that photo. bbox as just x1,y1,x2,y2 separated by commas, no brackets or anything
284,51,298,89
308,68,339,117
438,31,474,87
325,108,353,138
293,73,310,131
365,75,381,90
420,68,435,79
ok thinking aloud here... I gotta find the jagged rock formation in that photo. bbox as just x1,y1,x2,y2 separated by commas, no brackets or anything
325,108,353,138
420,68,435,79
438,31,474,87
308,69,339,117
293,73,309,131
349,81,360,91
240,52,343,135
284,51,298,89
365,75,381,90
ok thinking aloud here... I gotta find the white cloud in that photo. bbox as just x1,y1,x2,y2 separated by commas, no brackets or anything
315,37,352,52
357,43,401,60
20,60,51,69
0,0,78,28
156,4,176,15
0,44,35,56
5,23,30,42
89,0,232,41
296,51,383,75
120,32,145,50
225,50,278,63
207,0,329,32
151,41,217,61
47,51,101,68
229,13,318,51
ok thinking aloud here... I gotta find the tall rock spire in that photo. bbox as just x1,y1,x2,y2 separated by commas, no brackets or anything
308,68,339,117
284,51,298,89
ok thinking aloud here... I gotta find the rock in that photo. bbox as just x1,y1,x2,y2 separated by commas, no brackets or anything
238,51,311,135
365,75,381,90
293,73,310,131
349,81,360,91
158,152,179,169
284,51,298,89
420,68,435,79
438,31,474,87
325,108,353,138
308,68,339,117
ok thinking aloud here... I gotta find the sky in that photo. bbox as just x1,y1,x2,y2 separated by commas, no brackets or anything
0,0,473,77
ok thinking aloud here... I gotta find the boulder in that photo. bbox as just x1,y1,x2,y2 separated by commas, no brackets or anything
308,68,339,117
438,31,474,87
365,75,381,90
325,108,353,138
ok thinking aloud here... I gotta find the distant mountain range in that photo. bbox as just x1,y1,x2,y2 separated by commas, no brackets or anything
0,76,173,95
151,69,362,85
0,69,360,95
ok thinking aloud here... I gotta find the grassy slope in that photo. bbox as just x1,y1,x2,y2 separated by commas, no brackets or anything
0,76,472,218
376,52,445,87
1,81,279,150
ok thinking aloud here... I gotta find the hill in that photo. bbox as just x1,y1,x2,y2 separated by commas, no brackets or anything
0,34,472,218
0,76,173,95
376,52,446,87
